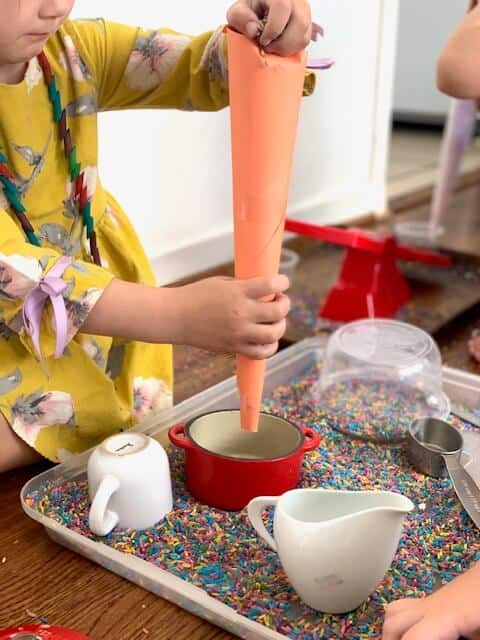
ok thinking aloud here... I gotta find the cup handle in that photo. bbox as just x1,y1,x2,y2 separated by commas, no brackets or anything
247,496,279,551
301,426,320,452
89,474,120,536
168,423,193,450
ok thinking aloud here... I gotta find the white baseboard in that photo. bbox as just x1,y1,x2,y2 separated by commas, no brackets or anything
150,184,387,285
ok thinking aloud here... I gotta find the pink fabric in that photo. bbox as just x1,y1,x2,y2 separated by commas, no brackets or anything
307,57,334,69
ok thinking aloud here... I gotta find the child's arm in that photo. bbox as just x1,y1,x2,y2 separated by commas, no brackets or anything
82,274,290,359
382,560,480,639
0,212,290,362
437,3,480,98
58,4,315,116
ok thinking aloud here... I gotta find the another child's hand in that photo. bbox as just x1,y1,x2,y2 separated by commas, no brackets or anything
382,564,480,640
176,274,290,358
227,0,312,56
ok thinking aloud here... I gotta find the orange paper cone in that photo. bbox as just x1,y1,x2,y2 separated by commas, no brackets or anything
226,28,306,431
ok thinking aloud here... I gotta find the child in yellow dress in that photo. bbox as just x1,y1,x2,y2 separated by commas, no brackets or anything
0,0,315,472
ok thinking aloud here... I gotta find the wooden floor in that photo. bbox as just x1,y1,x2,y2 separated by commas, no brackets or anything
388,125,480,208
3,138,480,638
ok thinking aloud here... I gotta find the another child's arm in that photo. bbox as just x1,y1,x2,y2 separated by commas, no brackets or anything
437,2,480,98
382,561,480,640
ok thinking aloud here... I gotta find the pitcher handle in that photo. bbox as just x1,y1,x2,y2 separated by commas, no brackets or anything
247,496,279,551
89,474,120,536
301,426,320,452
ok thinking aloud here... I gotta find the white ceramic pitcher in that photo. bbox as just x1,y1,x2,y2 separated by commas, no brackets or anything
248,488,414,613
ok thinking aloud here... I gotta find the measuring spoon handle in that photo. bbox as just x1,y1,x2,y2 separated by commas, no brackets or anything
445,455,480,529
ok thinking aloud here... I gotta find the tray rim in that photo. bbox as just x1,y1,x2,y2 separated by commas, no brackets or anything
19,336,480,640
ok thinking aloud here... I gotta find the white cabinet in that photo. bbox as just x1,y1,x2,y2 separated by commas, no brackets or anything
73,1,398,283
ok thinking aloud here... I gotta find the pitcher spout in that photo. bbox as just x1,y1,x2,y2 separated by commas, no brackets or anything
278,489,414,525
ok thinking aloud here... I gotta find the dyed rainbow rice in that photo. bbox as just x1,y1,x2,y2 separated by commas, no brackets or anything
317,378,444,443
25,363,480,639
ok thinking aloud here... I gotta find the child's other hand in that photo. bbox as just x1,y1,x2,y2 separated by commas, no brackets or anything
382,565,480,640
176,274,290,358
227,0,312,56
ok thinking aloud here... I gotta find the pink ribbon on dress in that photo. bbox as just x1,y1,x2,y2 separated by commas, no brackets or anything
22,256,72,362
307,57,334,69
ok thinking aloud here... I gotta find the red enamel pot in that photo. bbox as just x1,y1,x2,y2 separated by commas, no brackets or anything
168,410,320,511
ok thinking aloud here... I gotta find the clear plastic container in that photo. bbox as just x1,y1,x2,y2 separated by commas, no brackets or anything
317,319,450,443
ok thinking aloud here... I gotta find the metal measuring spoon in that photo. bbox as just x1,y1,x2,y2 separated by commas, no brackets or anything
407,418,480,529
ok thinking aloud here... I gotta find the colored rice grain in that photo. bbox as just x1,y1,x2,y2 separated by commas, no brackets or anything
308,376,444,443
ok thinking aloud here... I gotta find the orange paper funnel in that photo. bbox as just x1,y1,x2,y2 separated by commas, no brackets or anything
226,28,306,431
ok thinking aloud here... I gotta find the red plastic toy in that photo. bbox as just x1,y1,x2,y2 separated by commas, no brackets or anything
284,219,451,322
0,626,91,640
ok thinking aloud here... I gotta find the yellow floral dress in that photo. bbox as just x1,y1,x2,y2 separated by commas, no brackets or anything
0,19,314,463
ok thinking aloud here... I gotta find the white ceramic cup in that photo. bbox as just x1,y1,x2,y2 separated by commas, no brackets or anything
87,432,173,536
248,488,413,613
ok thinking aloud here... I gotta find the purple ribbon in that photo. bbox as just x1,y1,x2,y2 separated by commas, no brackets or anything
307,57,335,70
23,256,72,362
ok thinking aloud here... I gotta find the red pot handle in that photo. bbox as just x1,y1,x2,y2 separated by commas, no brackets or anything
301,426,320,452
168,423,193,450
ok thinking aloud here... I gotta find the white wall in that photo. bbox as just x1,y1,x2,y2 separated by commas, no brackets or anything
394,0,465,124
72,1,398,284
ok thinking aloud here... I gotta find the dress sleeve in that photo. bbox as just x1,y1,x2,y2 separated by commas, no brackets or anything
62,19,315,113
0,211,113,362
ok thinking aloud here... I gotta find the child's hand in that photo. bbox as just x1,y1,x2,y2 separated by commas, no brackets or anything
227,0,312,56
176,274,290,358
382,564,480,640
